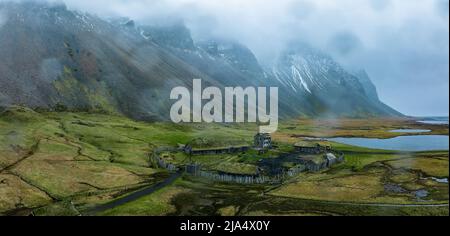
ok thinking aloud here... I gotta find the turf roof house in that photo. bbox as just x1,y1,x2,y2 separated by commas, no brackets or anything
295,143,344,172
295,143,332,154
183,144,250,155
254,133,272,149
298,153,344,172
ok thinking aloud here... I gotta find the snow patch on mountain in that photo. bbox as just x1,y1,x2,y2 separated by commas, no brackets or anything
291,65,311,93
140,29,151,40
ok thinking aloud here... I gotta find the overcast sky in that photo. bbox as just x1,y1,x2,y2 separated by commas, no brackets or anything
23,0,450,116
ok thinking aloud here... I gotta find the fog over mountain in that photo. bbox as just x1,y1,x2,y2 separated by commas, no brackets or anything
2,0,449,116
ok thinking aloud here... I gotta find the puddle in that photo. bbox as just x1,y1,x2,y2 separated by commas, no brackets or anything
384,184,408,193
385,184,429,200
414,189,429,199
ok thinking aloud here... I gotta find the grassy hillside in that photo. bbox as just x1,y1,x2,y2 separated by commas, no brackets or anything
0,106,448,216
0,106,258,214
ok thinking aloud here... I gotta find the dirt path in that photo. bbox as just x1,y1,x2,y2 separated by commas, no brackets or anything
86,171,181,215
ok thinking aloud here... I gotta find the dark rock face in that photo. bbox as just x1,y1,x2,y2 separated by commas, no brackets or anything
0,1,215,120
140,24,196,50
0,1,402,120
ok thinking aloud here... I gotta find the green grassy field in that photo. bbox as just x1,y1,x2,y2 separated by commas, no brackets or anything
0,106,448,216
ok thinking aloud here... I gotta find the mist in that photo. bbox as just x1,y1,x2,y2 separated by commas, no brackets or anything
4,0,449,116
0,8,5,28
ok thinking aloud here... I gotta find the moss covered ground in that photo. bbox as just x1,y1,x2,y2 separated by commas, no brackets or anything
0,106,448,216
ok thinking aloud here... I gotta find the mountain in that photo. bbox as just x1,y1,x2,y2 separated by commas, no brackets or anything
140,24,269,86
268,43,401,117
138,24,400,118
0,2,221,121
0,1,401,120
352,69,379,101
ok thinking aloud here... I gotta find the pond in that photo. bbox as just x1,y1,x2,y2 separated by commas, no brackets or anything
328,135,449,151
389,129,431,133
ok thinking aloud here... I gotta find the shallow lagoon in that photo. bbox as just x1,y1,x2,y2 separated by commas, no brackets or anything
389,129,431,133
418,120,449,125
417,117,449,125
329,135,449,151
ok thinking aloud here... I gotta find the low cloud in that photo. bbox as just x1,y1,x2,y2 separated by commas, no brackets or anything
435,0,449,18
0,10,5,28
370,0,391,11
327,31,363,57
1,0,449,116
